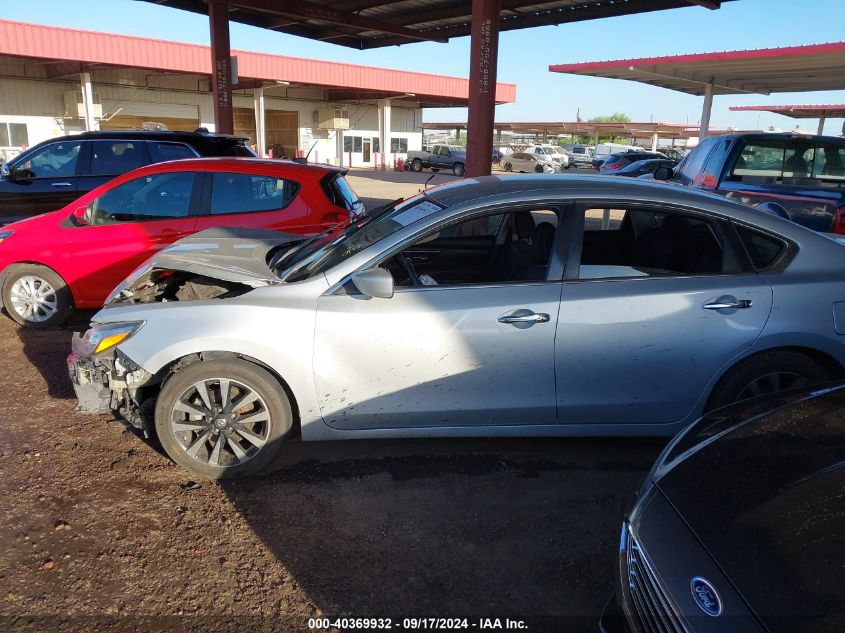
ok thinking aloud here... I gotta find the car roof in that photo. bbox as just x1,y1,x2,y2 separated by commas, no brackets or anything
119,157,346,178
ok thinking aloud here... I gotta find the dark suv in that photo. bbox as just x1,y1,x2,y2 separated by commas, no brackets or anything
657,133,845,233
0,130,255,224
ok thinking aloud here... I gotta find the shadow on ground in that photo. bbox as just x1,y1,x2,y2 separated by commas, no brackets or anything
219,435,665,630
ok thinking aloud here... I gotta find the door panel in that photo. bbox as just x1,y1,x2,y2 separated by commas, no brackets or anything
555,275,773,425
314,283,562,429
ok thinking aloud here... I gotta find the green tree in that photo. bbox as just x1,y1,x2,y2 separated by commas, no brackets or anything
588,113,631,123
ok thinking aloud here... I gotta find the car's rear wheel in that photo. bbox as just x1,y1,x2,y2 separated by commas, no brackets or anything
504,162,512,172
706,350,829,411
155,359,293,479
1,264,74,328
411,158,423,172
452,162,465,177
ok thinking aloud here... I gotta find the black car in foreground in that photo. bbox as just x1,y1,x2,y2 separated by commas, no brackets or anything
601,384,845,633
0,129,255,224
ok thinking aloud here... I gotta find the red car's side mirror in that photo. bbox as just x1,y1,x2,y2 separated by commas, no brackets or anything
71,204,91,226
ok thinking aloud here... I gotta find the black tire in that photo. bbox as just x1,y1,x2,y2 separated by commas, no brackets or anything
1,264,74,328
535,164,544,174
452,162,465,177
706,350,829,411
155,359,293,479
504,162,512,172
564,164,572,170
411,158,423,172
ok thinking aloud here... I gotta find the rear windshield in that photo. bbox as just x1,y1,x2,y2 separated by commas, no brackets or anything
322,173,363,215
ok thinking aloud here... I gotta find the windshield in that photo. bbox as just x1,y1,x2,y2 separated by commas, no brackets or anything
279,194,444,282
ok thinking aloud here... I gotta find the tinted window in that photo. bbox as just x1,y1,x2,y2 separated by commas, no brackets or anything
210,172,298,215
579,207,735,279
90,141,148,176
89,172,196,224
731,140,786,179
734,224,786,269
385,209,558,286
811,143,845,181
149,142,198,163
17,141,81,178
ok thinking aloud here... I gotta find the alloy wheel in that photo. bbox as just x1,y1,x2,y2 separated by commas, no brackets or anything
170,378,271,468
736,371,812,401
9,275,58,323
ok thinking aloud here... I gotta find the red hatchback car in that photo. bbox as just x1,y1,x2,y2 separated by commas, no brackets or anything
0,158,361,327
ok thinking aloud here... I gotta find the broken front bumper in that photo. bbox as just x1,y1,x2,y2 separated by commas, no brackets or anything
67,333,156,430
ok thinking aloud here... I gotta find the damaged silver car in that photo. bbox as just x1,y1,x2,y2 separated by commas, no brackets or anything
69,175,845,478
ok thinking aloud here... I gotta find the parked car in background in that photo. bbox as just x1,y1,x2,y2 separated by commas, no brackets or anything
0,158,359,327
658,147,688,161
602,383,845,633
655,132,845,233
502,152,556,173
592,143,641,169
69,175,845,478
0,130,256,225
524,144,570,169
562,144,595,168
599,150,668,173
406,144,467,176
600,158,677,178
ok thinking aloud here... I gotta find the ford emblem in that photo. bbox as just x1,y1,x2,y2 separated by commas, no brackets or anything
690,577,722,616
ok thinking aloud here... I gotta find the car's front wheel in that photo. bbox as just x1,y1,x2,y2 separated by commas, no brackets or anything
155,359,293,479
452,162,465,177
706,350,829,411
1,264,74,328
504,162,512,172
411,158,423,172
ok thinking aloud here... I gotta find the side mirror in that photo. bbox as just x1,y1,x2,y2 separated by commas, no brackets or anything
71,204,91,226
653,165,673,181
351,267,394,299
0,163,9,179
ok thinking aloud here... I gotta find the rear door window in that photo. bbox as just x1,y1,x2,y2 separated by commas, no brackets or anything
90,141,149,176
209,172,299,215
149,142,198,163
734,224,787,270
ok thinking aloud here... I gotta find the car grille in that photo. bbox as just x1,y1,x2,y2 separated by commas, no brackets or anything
626,524,688,633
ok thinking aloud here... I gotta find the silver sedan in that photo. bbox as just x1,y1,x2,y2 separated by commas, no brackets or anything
69,175,845,478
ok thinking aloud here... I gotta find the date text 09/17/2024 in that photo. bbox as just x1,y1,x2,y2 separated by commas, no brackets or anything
308,618,528,630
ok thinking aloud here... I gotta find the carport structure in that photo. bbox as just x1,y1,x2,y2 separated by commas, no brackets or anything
550,41,845,141
729,104,845,135
142,0,734,176
424,120,711,149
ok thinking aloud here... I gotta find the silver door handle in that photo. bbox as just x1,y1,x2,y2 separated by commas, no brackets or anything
498,312,550,324
51,182,72,187
703,299,752,310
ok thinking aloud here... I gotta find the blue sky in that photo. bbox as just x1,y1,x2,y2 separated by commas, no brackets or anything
4,0,845,133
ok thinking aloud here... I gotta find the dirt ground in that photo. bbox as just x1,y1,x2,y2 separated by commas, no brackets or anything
0,171,665,632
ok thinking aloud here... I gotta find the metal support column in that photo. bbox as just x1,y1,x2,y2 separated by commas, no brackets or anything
80,72,98,132
253,87,265,157
378,99,391,169
699,79,714,140
209,1,233,135
817,112,827,135
466,0,500,177
651,132,659,151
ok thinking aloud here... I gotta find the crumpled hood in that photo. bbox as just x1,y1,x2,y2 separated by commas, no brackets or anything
656,385,845,631
134,226,303,287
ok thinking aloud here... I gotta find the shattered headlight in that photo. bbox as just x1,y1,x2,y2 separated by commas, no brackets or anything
77,321,144,357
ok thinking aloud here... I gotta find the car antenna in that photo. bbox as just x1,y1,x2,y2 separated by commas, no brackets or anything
425,173,437,190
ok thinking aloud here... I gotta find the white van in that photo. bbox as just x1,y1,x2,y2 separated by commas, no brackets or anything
592,143,640,167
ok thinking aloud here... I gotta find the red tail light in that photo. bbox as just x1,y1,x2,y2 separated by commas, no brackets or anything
607,163,622,170
831,205,845,234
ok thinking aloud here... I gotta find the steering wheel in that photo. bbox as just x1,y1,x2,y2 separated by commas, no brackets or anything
397,253,421,286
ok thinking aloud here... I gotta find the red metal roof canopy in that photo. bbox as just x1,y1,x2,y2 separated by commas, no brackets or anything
550,41,845,96
0,19,515,107
729,104,845,119
142,0,734,50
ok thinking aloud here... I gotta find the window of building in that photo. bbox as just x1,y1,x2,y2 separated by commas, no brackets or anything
390,137,408,153
0,123,28,148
